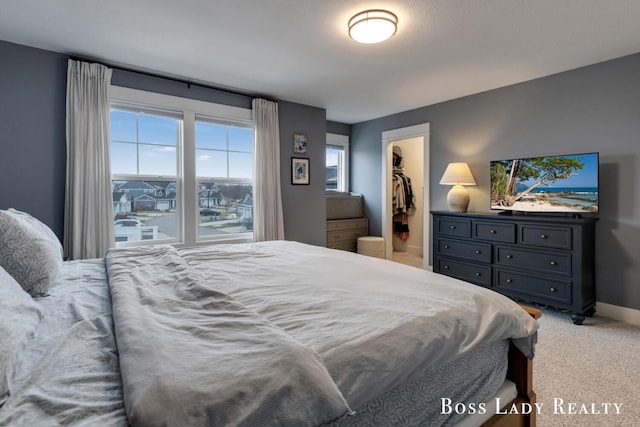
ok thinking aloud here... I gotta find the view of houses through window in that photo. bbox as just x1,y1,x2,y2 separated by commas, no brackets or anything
195,118,254,238
110,102,254,245
111,107,180,243
112,179,177,242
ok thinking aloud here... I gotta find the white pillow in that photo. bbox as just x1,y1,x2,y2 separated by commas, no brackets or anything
0,209,63,296
0,266,43,406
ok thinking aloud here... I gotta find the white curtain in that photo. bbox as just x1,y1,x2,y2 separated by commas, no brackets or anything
252,98,285,241
64,59,114,259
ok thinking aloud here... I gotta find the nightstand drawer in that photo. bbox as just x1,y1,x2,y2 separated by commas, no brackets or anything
519,225,572,249
436,218,471,238
327,227,368,244
327,241,357,252
437,239,491,263
436,257,492,287
495,246,571,276
473,221,516,243
495,269,571,304
326,218,368,231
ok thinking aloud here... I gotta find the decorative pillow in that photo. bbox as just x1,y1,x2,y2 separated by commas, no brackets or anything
0,209,63,296
0,266,43,406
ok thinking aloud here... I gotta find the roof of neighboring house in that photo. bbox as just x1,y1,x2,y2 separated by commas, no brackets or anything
113,192,129,202
117,181,157,191
145,181,175,190
237,194,253,207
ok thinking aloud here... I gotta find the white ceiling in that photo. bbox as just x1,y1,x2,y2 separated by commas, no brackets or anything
2,0,640,124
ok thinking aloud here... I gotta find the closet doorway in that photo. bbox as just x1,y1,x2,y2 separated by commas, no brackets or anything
381,123,430,270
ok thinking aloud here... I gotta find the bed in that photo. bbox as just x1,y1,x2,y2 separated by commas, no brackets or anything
0,209,539,427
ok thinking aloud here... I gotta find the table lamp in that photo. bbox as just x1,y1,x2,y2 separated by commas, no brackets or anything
439,162,477,212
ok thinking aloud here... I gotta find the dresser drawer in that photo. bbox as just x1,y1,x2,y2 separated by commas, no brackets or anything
473,221,516,243
327,227,368,244
436,218,471,238
437,239,491,264
326,218,368,231
436,257,492,287
495,246,571,276
495,269,571,304
519,225,572,250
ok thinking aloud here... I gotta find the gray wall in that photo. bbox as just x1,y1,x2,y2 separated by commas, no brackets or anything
1,40,329,248
327,120,351,136
0,41,68,239
279,100,327,245
351,53,640,310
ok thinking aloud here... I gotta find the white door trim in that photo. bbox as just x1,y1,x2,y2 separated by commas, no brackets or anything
381,123,431,270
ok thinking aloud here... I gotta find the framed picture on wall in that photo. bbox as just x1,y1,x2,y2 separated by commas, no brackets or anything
291,157,310,185
293,132,308,154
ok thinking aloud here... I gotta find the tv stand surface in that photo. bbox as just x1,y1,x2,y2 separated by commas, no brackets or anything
431,211,598,324
495,210,591,219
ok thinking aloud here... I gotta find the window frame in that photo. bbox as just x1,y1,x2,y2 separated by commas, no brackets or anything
326,133,350,192
110,86,254,248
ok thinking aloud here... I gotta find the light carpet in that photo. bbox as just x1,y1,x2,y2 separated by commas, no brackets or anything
533,308,640,426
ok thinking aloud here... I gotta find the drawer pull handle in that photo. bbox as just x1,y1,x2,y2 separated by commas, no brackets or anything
444,245,450,249
490,229,496,234
475,272,481,276
475,250,481,254
506,278,513,283
550,287,557,292
443,265,450,270
450,225,456,230
549,260,557,266
506,254,513,259
540,234,547,239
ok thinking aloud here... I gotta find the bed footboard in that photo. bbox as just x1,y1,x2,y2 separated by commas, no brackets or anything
482,305,541,427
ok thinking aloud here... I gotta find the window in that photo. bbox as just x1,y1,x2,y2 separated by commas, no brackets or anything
110,86,253,247
326,133,349,192
111,106,181,244
195,118,254,239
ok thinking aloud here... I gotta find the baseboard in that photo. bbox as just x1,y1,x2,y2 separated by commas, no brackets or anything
596,302,640,326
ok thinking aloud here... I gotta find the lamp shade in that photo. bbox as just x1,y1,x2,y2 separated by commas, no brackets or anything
348,10,398,44
439,163,477,186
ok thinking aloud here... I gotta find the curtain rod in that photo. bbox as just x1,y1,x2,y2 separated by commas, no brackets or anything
68,55,277,103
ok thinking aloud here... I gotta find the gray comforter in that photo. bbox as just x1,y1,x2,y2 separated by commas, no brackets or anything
105,245,352,427
104,241,538,427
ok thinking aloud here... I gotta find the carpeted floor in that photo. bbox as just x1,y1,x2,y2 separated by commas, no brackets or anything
533,308,640,426
391,251,423,268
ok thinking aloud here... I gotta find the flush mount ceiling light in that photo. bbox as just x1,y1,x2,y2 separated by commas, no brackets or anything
348,9,398,44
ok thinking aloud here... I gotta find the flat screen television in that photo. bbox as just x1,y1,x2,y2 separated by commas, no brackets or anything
490,152,599,214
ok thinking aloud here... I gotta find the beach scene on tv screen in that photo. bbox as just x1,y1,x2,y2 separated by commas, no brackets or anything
490,153,598,213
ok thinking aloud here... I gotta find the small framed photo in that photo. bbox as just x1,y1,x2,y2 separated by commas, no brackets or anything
291,157,310,185
293,132,308,154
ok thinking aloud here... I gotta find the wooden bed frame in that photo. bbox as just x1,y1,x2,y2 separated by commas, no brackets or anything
482,305,541,427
